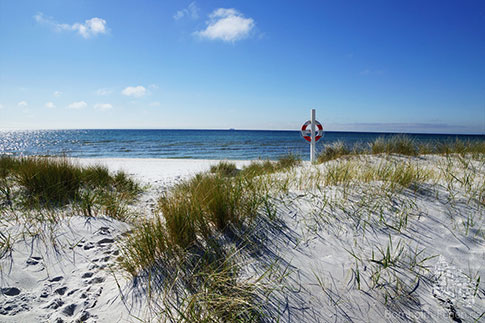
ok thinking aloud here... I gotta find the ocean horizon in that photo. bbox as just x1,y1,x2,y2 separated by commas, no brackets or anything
0,129,483,160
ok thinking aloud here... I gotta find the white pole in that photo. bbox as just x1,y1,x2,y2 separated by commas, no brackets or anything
311,109,316,163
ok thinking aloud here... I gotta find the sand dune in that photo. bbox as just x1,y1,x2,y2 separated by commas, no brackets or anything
1,155,484,322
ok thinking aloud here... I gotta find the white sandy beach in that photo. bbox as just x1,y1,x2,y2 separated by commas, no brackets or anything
76,158,254,186
1,155,484,322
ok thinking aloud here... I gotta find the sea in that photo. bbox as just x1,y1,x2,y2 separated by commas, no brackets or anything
0,129,483,161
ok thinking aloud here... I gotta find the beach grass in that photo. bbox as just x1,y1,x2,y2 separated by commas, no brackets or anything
118,156,303,321
239,154,301,178
210,161,239,177
0,155,141,220
369,134,418,156
14,157,83,206
2,144,484,321
115,146,484,322
118,216,168,276
120,165,270,271
317,140,351,163
317,135,485,162
0,231,13,259
294,158,435,193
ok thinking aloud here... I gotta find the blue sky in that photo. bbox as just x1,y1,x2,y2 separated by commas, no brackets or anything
0,0,484,134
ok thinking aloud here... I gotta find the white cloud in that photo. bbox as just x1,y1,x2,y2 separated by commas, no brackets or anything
53,90,62,97
195,8,254,42
94,103,113,110
96,88,112,96
73,18,107,38
174,2,200,20
45,102,55,109
121,86,146,98
34,13,107,38
67,101,87,109
149,101,161,107
17,101,28,107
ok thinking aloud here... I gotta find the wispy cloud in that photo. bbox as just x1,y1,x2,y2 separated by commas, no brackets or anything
195,8,255,42
94,103,113,110
17,101,28,107
149,101,161,107
96,88,112,96
34,13,107,38
121,85,146,98
67,101,87,109
45,102,55,109
174,2,200,20
53,90,62,97
0,104,3,109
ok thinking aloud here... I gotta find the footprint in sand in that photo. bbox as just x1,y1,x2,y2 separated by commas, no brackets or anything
26,256,42,265
62,303,77,316
39,289,49,298
88,276,105,284
97,237,114,245
0,296,32,315
97,226,111,235
66,288,78,296
81,272,94,279
54,287,68,296
83,242,95,250
44,298,64,310
1,287,21,296
78,310,91,321
88,263,100,270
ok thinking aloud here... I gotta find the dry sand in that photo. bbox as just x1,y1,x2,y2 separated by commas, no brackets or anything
0,158,251,322
1,156,484,322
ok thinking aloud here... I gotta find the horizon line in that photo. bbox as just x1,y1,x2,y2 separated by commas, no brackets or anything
0,127,484,136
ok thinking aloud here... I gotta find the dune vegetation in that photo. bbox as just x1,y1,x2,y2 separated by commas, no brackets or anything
318,135,485,163
0,156,141,258
1,136,484,322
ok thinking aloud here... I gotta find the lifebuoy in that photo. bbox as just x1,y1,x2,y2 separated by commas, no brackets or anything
301,120,324,142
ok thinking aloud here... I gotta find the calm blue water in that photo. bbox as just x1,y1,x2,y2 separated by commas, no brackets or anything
0,130,483,160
